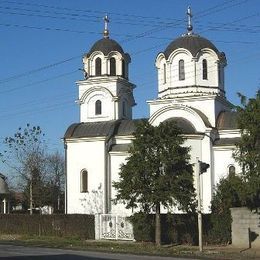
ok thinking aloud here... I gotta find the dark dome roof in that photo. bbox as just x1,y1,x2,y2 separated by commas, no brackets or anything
216,111,238,130
166,118,197,134
64,119,144,139
164,34,220,59
88,38,124,56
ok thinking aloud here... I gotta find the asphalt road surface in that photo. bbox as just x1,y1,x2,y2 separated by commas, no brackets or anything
0,244,200,260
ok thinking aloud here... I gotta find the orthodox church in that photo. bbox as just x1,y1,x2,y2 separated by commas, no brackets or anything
64,10,240,216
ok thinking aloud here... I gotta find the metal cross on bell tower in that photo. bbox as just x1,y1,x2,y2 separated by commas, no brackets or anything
103,14,109,38
187,6,193,35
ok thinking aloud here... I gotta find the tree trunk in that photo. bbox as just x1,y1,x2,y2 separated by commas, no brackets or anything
155,203,161,246
57,193,60,211
29,179,33,215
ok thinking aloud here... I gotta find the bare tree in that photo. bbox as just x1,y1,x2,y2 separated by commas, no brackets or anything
0,124,46,214
45,151,65,212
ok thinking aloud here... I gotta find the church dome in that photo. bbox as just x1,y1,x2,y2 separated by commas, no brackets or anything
164,34,220,59
88,38,124,56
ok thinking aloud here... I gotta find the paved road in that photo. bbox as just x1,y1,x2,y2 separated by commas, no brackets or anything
0,244,200,260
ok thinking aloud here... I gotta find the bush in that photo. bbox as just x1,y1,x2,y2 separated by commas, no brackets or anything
130,212,212,245
129,213,155,242
0,214,95,239
208,174,247,244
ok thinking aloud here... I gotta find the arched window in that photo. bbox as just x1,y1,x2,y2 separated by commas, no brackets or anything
81,170,88,192
110,57,116,76
122,59,126,78
228,165,236,176
95,57,101,76
95,100,102,115
163,63,167,83
179,59,185,80
202,59,208,80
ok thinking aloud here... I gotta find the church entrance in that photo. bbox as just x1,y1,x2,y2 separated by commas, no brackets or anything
99,214,134,240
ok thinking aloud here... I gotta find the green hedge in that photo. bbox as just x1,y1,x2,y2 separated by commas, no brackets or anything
129,213,213,245
0,214,95,239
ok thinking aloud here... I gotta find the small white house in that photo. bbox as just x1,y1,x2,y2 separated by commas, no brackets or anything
64,11,240,216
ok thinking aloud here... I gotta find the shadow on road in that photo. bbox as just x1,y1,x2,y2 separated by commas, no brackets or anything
0,255,112,260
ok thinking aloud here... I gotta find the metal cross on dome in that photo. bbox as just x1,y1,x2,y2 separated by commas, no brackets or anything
103,14,109,38
187,6,193,35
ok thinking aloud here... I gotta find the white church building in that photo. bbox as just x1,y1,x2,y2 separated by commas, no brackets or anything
64,11,240,216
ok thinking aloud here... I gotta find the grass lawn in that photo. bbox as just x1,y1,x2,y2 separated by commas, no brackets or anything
0,234,259,259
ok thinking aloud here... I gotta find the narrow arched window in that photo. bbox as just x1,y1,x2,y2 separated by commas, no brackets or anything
228,165,236,176
95,100,102,115
95,57,101,76
202,59,208,80
163,63,166,84
122,59,126,78
110,57,116,76
81,170,88,192
179,60,185,80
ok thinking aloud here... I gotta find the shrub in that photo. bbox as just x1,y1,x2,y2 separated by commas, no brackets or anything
130,212,212,245
0,214,95,239
129,213,155,242
208,174,247,244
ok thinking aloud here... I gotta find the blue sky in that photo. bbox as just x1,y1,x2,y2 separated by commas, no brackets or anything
0,0,259,172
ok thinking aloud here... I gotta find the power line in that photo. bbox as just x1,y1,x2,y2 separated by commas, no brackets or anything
0,70,78,94
0,56,80,85
0,0,183,24
0,0,256,115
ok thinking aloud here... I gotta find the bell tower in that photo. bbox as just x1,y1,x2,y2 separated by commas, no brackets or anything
150,7,231,127
76,16,136,123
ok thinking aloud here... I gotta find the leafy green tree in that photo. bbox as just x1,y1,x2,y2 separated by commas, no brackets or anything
233,90,260,208
113,120,196,245
0,124,46,214
210,173,247,244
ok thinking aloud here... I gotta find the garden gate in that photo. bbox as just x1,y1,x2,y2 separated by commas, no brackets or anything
99,214,134,240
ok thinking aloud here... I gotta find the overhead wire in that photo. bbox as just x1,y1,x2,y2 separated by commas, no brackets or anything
0,0,257,120
0,70,79,94
0,0,256,86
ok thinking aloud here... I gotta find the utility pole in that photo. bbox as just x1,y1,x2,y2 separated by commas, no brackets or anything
196,157,209,252
196,157,202,252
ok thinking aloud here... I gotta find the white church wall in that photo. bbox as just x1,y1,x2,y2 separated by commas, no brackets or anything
196,51,218,87
169,51,195,87
110,152,133,216
175,98,216,126
149,103,206,133
213,146,240,186
184,137,213,213
78,78,134,122
108,136,214,216
149,97,231,128
66,139,106,214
